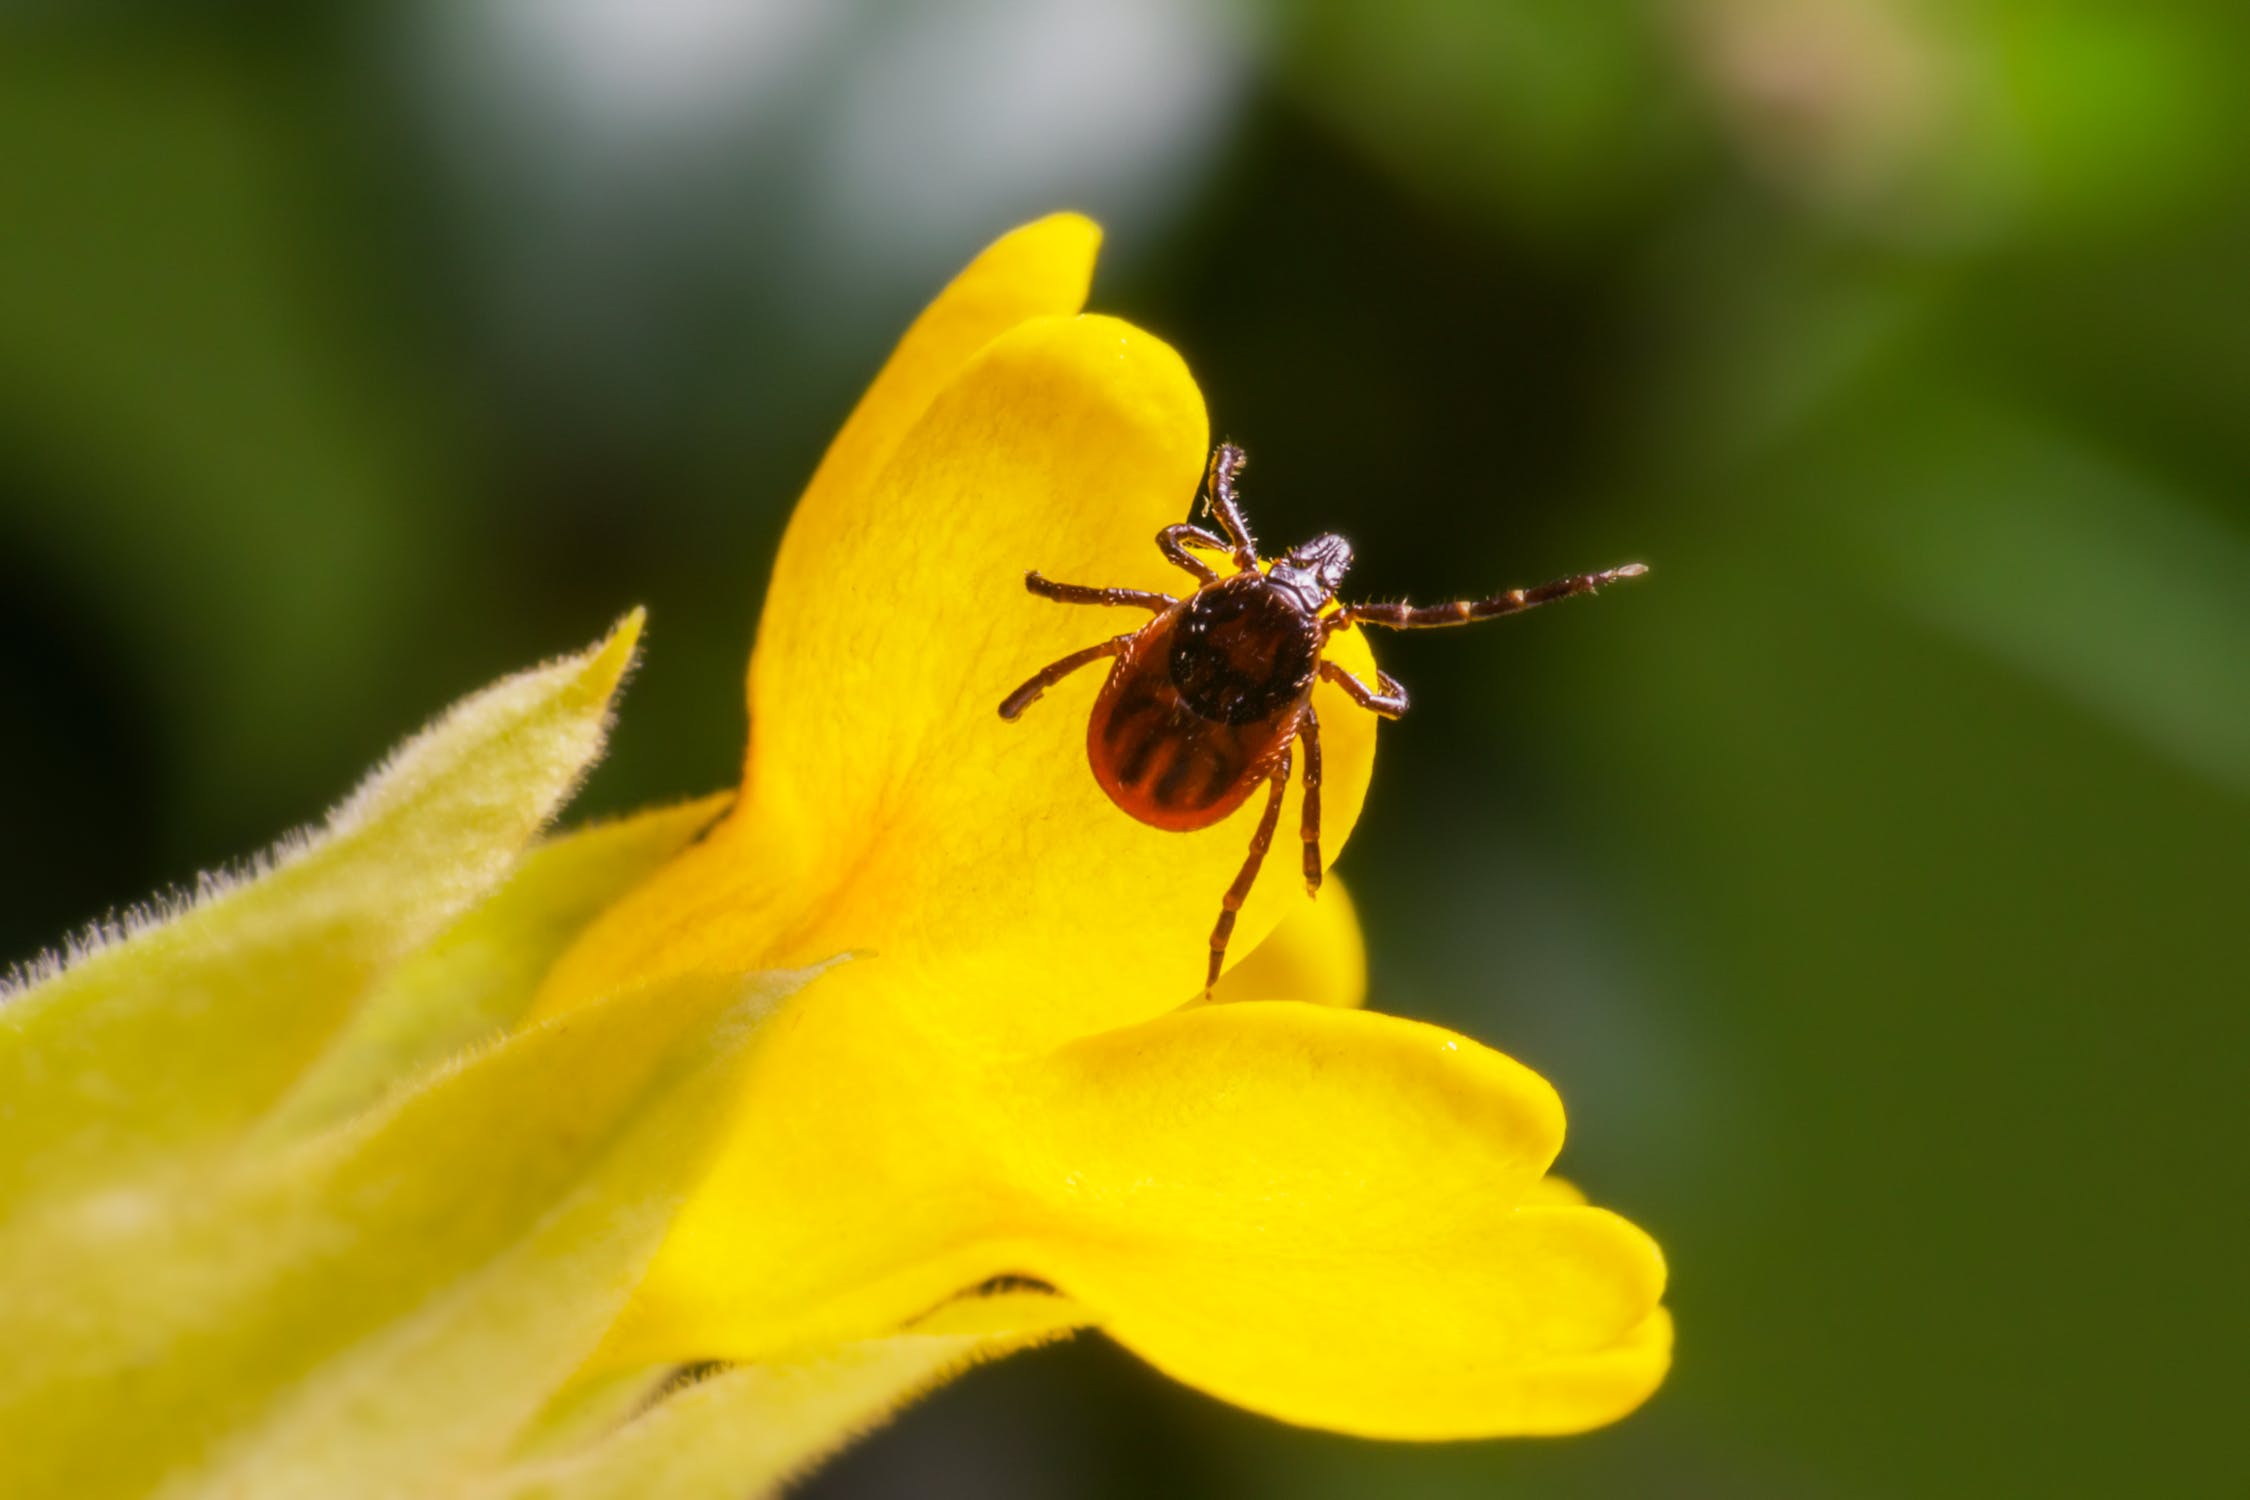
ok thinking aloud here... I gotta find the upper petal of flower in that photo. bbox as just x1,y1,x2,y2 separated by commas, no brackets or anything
788,213,1103,546
536,227,1384,1052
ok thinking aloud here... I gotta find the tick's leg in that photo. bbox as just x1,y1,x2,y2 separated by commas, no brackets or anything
1158,523,1229,584
1025,571,1173,611
1319,658,1410,718
1206,744,1292,994
998,637,1125,720
1200,443,1260,568
1297,708,1323,895
1343,562,1648,629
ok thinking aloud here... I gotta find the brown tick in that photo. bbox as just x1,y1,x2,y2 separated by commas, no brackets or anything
1000,443,1647,992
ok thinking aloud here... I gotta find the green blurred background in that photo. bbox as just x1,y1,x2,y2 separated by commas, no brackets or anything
4,2,2245,1495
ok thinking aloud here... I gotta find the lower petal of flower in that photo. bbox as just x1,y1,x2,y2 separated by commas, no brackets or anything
1007,1002,1668,1438
1049,1207,1668,1439
600,995,1665,1440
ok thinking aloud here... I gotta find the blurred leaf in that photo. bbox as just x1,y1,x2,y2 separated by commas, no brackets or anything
1987,3,2238,239
1655,222,2250,798
1579,187,2250,1490
1841,404,2250,799
1274,0,1684,240
0,37,466,818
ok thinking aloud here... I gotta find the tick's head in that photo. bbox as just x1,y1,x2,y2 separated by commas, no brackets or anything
1270,532,1355,611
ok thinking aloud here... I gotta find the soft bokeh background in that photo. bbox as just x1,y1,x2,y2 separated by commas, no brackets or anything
5,2,2245,1495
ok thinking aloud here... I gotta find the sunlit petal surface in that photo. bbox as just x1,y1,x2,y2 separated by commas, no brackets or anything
604,997,1666,1441
1013,1003,1670,1437
537,222,1381,1049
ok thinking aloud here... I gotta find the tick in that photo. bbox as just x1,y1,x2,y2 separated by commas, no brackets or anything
999,443,1647,991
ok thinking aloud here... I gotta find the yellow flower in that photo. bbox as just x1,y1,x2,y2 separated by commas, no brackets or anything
531,214,1671,1441
0,214,1666,1499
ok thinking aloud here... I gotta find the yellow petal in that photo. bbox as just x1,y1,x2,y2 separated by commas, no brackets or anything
1010,1003,1668,1438
1207,877,1366,1008
0,614,643,1211
538,311,1385,1051
595,991,1025,1367
1015,1000,1563,1234
603,1001,1663,1440
1064,1208,1668,1438
789,213,1100,549
1521,1173,1589,1207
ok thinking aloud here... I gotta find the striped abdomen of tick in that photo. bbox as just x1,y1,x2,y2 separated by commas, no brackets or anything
1086,572,1322,833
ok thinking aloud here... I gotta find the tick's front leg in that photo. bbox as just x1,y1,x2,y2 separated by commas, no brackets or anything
1157,524,1230,585
1201,443,1260,568
1025,571,1173,611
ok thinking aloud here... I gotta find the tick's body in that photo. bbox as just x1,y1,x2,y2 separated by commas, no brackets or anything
1001,444,1646,991
1089,572,1321,832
